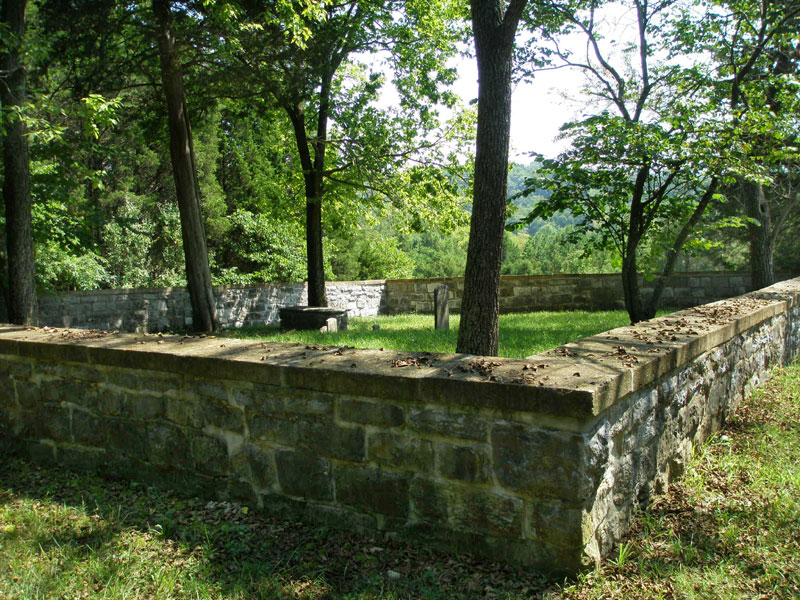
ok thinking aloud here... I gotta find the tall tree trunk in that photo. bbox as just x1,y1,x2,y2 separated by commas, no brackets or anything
621,250,645,323
1,0,37,325
620,167,650,323
456,0,527,356
152,0,218,332
742,180,775,290
286,93,329,308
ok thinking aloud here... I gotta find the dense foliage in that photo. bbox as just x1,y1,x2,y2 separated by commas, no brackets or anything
0,0,797,324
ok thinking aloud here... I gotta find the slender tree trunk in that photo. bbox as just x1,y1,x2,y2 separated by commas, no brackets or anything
1,0,37,325
621,249,645,323
305,193,326,306
456,0,527,356
645,178,719,317
742,180,775,289
152,0,218,332
286,94,329,308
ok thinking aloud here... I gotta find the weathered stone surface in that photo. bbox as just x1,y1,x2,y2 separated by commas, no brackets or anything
191,435,229,475
436,443,490,483
296,420,365,462
71,409,108,447
122,394,165,421
527,501,585,549
367,433,434,473
108,418,147,456
146,423,191,468
409,477,449,522
338,398,404,427
448,488,524,539
434,284,449,330
408,409,487,441
274,449,333,501
231,441,277,491
492,424,586,502
246,412,296,445
334,465,409,517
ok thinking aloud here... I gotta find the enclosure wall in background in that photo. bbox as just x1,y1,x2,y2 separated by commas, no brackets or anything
385,272,794,314
26,281,386,332
1,279,798,575
1,272,794,334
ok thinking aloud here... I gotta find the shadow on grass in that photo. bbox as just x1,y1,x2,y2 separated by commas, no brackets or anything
0,455,559,599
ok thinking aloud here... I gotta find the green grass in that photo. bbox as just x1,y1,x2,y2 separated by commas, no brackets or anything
2,362,799,599
223,310,640,358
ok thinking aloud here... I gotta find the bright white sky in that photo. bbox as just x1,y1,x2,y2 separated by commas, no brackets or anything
449,57,588,161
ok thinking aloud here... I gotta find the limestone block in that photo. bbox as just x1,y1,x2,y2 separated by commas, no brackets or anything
491,423,588,502
367,432,434,473
448,487,524,538
409,477,448,521
108,418,147,456
146,423,191,468
435,442,491,483
338,397,404,427
296,419,365,462
526,500,585,549
122,394,165,421
408,409,488,441
275,449,333,501
191,434,229,475
231,441,277,491
71,409,108,447
334,464,409,517
247,412,296,446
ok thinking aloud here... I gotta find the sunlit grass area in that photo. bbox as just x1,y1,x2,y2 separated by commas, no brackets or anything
223,310,642,358
2,362,799,598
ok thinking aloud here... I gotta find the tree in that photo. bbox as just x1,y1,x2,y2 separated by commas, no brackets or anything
699,2,800,289
221,0,468,307
1,0,37,324
152,0,218,331
516,0,746,322
455,0,528,356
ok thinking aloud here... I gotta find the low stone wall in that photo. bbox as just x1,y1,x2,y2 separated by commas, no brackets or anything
1,278,798,574
385,272,786,314
14,271,794,334
33,281,386,332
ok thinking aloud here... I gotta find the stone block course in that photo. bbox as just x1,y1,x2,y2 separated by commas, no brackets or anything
0,277,799,575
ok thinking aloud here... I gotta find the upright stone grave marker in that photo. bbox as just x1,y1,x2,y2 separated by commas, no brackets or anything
434,284,449,330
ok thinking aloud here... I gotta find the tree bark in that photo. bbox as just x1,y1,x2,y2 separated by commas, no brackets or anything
620,166,648,323
742,179,775,289
1,0,37,325
456,0,527,356
152,0,218,332
645,178,719,318
286,90,330,308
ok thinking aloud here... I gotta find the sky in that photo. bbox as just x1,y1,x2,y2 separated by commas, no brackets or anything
448,2,639,161
449,58,588,161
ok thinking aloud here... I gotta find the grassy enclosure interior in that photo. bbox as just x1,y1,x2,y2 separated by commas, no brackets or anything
223,310,657,358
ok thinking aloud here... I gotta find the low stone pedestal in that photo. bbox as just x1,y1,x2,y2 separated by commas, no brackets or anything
279,306,348,331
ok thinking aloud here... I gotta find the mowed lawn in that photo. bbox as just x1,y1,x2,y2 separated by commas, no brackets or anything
224,311,641,358
1,363,799,599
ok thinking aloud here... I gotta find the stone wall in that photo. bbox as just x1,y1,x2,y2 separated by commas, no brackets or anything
385,272,790,314
1,278,799,575
11,271,794,334
32,281,386,332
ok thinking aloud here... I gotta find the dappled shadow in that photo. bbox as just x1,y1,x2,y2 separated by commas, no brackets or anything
0,456,563,599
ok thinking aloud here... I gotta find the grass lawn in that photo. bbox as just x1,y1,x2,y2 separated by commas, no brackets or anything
1,362,799,599
223,311,643,358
